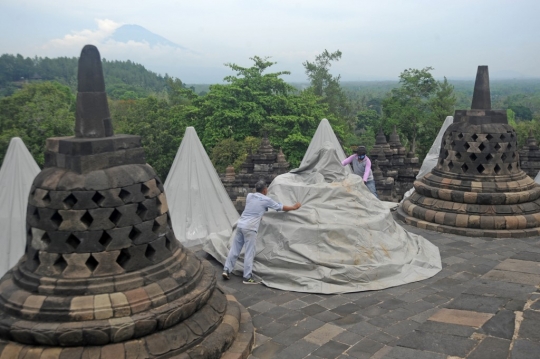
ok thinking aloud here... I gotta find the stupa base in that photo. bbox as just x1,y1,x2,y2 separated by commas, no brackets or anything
0,291,253,359
396,205,540,238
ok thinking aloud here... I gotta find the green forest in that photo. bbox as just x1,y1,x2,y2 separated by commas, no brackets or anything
2,51,540,181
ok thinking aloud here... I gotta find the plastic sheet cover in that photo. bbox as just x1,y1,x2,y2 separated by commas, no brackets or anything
301,118,351,173
204,142,442,294
535,171,540,184
402,116,454,201
164,127,239,247
0,138,40,277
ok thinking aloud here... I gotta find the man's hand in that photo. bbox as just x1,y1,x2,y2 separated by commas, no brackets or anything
293,202,301,210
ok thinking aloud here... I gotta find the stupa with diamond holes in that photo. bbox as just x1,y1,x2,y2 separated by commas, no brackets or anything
0,45,253,359
397,66,540,238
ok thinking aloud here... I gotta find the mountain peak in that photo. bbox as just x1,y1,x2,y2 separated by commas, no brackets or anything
111,24,186,50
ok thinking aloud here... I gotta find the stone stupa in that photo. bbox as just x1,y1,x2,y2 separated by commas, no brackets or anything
398,66,540,238
0,45,252,358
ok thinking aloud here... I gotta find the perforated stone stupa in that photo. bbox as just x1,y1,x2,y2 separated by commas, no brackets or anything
0,45,252,358
398,66,540,237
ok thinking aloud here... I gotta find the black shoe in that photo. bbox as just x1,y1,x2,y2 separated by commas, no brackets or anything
222,271,230,280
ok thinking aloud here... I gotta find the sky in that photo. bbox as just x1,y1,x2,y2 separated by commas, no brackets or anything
1,0,539,83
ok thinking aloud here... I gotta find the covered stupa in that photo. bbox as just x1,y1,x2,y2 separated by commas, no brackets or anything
0,45,253,358
402,116,454,201
0,138,40,277
164,127,239,247
205,140,441,294
398,66,540,237
300,118,350,172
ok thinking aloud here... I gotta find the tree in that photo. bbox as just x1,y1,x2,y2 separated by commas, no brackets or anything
382,67,456,159
303,50,352,122
0,82,75,166
190,56,342,167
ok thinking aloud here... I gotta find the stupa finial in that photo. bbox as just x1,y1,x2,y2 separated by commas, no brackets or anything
74,44,114,138
471,65,491,110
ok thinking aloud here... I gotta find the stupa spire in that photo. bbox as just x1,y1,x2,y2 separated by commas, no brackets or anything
471,65,491,110
75,45,114,138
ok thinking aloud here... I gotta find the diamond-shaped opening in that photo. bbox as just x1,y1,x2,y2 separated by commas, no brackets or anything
136,203,148,219
501,153,507,161
471,133,478,141
31,188,36,196
99,231,112,248
141,183,150,196
145,244,156,261
167,214,172,229
42,192,51,205
66,234,81,250
41,232,51,245
129,227,141,241
85,255,99,272
458,133,464,139
448,161,454,170
507,143,512,150
33,208,40,221
500,134,506,140
512,152,516,159
165,237,172,251
464,143,470,150
508,163,513,171
439,158,444,166
116,249,131,268
155,177,162,187
444,150,449,159
63,193,77,208
451,140,456,147
152,219,161,233
509,132,515,138
31,250,41,270
477,164,485,173
119,189,130,202
53,255,67,273
486,134,493,140
50,211,62,227
461,163,469,173
109,209,122,225
495,143,501,151
486,153,493,161
92,192,105,206
469,153,477,161
455,152,462,159
479,143,485,151
80,211,93,228
494,164,501,174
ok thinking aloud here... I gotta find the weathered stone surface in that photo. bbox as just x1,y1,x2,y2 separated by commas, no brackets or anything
428,308,493,327
479,309,515,339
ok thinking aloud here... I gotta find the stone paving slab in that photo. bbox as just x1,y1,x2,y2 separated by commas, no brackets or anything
191,220,540,359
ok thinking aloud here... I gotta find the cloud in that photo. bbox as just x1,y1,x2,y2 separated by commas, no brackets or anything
45,19,121,49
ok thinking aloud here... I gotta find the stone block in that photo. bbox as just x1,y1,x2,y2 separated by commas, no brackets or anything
110,204,142,227
93,251,124,276
428,308,493,328
118,183,145,204
131,220,157,245
87,208,115,230
104,227,132,250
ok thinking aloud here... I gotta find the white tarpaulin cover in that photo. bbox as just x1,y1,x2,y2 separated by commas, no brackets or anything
0,138,40,277
164,127,239,247
535,171,540,184
301,118,351,173
402,116,454,201
204,142,442,294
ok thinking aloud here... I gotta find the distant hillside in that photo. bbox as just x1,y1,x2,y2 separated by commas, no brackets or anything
0,54,169,99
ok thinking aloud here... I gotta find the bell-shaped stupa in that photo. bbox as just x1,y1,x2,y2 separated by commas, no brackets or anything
398,66,540,237
0,45,252,358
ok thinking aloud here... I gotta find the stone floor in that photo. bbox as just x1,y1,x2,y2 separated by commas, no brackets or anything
193,220,540,359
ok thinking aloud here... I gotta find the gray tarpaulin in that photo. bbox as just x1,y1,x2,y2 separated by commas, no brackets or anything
204,142,442,294
535,171,540,184
301,118,351,173
402,116,454,201
0,138,40,277
165,127,239,247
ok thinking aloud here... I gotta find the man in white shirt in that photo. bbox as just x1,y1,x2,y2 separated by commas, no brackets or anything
222,180,301,284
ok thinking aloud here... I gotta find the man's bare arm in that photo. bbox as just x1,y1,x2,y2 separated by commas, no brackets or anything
283,203,301,211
